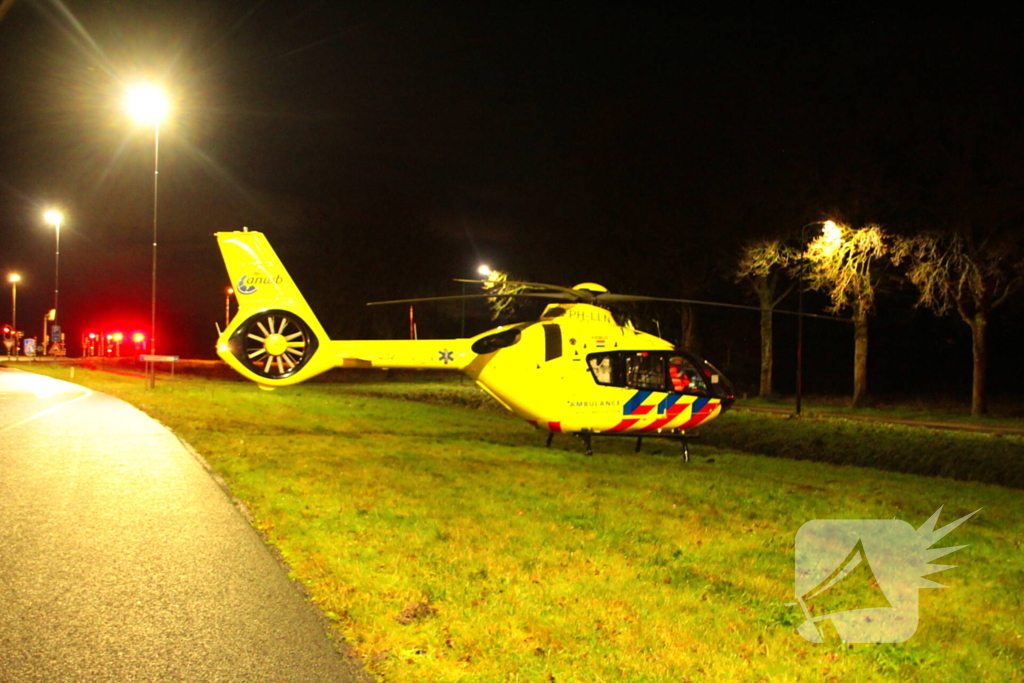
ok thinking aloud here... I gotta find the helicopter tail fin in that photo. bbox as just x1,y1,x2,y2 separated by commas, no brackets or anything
216,230,333,386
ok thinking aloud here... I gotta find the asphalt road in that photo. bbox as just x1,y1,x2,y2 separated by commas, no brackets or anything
0,367,370,682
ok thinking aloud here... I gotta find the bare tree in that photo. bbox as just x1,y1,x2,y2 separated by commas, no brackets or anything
735,239,799,397
480,270,531,320
894,231,1024,415
802,222,889,408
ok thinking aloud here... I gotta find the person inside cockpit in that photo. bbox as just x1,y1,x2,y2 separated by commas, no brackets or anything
669,356,690,393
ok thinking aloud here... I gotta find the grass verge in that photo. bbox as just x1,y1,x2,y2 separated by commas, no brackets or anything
327,382,1024,489
702,410,1024,488
16,364,1024,683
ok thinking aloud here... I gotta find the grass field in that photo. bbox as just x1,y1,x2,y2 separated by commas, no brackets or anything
740,394,1024,425
15,364,1024,682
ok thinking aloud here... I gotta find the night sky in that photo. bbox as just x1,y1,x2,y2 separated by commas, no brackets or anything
2,2,1023,398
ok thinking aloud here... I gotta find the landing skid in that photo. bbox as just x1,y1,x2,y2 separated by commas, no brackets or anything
545,430,695,461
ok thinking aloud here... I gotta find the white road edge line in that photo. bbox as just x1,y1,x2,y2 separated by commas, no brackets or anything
0,386,94,433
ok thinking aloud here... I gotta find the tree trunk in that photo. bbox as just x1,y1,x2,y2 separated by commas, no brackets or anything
970,312,988,415
681,304,697,352
851,309,869,408
759,305,773,397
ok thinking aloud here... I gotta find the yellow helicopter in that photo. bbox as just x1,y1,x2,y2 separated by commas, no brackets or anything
215,229,737,458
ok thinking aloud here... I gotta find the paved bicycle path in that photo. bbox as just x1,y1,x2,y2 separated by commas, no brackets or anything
0,367,369,682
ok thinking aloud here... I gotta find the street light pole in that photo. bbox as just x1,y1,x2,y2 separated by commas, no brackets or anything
125,82,169,389
44,210,63,356
8,273,19,358
54,217,60,320
796,268,804,416
151,121,160,371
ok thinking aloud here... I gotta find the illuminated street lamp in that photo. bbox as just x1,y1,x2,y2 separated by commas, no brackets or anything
796,220,840,415
821,220,841,245
7,273,19,358
85,332,98,356
459,265,495,337
125,82,169,387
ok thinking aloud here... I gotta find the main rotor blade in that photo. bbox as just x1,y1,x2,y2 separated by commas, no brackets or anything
453,279,587,297
595,293,851,322
366,292,577,306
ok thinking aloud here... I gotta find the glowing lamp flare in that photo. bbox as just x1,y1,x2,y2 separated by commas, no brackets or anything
806,220,845,259
124,83,170,125
44,210,63,227
822,220,842,244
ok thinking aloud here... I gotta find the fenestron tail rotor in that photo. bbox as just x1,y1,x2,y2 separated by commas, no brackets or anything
231,310,319,380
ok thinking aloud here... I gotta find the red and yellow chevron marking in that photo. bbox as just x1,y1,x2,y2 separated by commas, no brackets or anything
604,392,720,434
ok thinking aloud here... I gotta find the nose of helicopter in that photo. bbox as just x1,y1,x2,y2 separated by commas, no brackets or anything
719,392,736,411
703,360,736,411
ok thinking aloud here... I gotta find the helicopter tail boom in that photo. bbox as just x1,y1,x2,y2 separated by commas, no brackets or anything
216,230,475,387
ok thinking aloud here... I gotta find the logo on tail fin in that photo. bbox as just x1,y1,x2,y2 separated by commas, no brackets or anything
236,272,283,295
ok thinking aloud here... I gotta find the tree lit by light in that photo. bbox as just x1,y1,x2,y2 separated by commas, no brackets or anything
805,220,845,262
821,220,843,253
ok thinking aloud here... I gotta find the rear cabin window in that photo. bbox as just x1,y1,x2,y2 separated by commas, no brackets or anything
586,351,709,395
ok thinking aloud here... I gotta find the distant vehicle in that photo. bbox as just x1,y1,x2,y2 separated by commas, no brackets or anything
214,230,735,457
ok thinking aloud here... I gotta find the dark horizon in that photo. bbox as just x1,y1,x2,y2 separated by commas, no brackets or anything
2,2,1023,400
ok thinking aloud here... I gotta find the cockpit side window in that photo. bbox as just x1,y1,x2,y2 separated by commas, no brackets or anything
587,351,710,395
589,355,617,385
668,356,708,395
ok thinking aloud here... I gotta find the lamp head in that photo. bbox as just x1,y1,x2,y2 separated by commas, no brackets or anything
822,220,842,242
125,83,170,125
44,210,63,227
